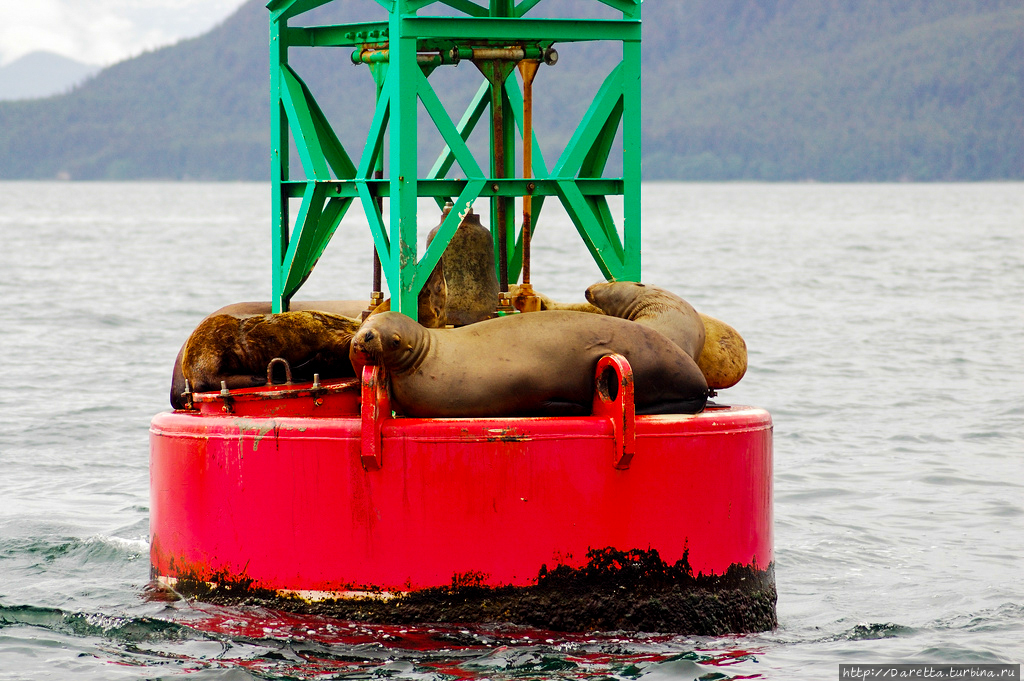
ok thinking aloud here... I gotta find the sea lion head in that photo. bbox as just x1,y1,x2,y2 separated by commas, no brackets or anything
350,312,429,374
585,280,647,318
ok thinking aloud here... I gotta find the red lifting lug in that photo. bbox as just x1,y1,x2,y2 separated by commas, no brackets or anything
360,364,390,471
592,354,636,469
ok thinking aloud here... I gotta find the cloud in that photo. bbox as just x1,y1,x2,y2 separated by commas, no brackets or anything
0,0,247,66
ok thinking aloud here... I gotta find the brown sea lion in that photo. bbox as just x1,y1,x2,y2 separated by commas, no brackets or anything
585,281,706,360
426,204,499,326
179,310,360,397
695,313,748,390
168,302,363,408
185,253,447,327
350,310,708,417
198,300,372,319
168,260,446,408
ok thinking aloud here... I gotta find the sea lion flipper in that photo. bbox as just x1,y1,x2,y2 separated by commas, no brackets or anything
170,342,189,409
189,373,267,394
538,400,590,417
635,394,708,416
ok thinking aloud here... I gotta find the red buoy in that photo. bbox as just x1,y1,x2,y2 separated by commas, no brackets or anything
151,359,774,634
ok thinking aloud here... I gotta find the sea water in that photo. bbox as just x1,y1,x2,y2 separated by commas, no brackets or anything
0,181,1021,679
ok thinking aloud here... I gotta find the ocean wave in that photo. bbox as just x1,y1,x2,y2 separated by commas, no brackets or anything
0,534,148,566
934,603,1024,635
837,622,916,641
85,534,149,557
0,603,198,644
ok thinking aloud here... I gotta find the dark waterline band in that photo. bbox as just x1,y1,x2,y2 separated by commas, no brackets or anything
159,548,777,636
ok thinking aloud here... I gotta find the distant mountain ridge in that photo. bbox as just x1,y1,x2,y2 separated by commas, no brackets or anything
0,0,1020,181
0,51,100,101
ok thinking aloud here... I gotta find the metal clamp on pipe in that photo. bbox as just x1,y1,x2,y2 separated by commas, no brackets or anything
350,47,461,67
458,45,557,65
352,45,557,68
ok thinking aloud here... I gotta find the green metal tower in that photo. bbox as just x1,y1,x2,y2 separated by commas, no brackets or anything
266,0,642,316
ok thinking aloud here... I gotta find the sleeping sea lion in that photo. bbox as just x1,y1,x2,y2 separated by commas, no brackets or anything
693,313,748,390
350,310,708,417
168,260,447,408
179,310,360,397
168,302,362,408
585,280,747,390
585,281,706,359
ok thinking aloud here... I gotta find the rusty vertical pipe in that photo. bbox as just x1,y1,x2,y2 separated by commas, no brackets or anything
364,170,385,320
514,60,542,313
364,67,387,321
519,60,539,287
373,169,383,293
490,79,509,295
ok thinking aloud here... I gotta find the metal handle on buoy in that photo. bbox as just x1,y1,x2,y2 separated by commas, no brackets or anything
266,357,293,385
593,354,636,470
360,364,389,471
181,379,194,410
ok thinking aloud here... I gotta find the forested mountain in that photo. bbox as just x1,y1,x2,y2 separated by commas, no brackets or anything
0,0,1020,181
0,52,100,101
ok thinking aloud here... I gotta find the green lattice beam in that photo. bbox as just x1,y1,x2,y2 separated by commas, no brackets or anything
269,0,642,313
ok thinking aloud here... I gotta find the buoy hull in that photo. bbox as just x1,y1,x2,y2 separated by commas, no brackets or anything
150,390,774,633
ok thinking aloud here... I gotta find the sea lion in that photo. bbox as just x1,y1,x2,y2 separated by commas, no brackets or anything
586,281,706,360
168,302,362,408
350,310,708,417
179,310,360,397
694,313,748,390
198,300,372,319
426,204,499,326
168,260,447,408
184,254,447,327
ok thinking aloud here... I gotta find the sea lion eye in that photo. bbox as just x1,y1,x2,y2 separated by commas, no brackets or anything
363,330,376,342
390,333,401,348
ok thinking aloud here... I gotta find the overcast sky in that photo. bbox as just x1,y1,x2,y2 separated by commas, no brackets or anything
0,0,249,66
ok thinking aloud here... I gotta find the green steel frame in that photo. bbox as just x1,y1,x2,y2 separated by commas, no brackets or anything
267,0,642,316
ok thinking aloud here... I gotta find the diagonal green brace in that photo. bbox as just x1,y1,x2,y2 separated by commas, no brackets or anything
427,81,489,208
436,0,488,16
291,194,354,290
279,65,331,180
356,179,391,269
357,71,392,180
419,71,485,181
555,179,625,281
280,182,330,297
414,177,486,292
552,63,624,179
416,68,487,291
268,0,334,23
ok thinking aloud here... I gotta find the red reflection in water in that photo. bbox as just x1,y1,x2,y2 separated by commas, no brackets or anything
160,602,765,680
